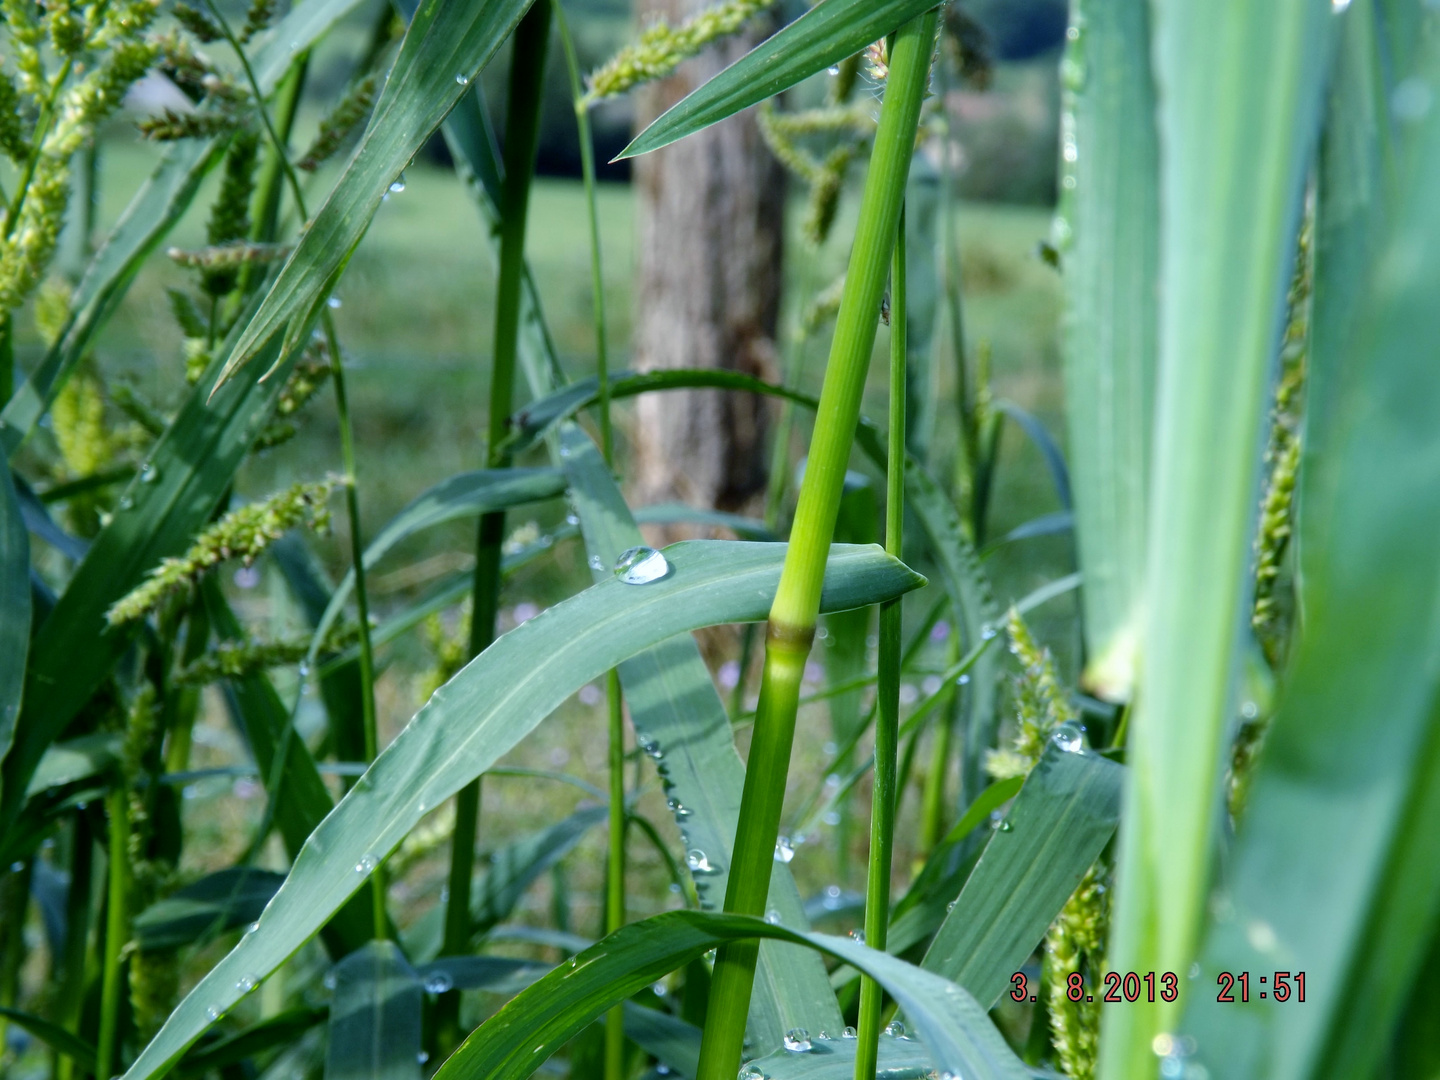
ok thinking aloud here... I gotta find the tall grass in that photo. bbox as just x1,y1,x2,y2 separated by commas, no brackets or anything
1,1,1438,1080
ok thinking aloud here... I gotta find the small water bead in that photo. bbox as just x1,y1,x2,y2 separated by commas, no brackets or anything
764,909,781,925
883,1020,905,1038
946,899,957,913
980,624,998,640
389,174,407,193
1240,700,1259,720
1051,720,1088,754
639,735,662,758
424,971,454,994
651,980,668,997
118,496,134,511
140,463,159,483
773,836,795,863
738,1066,766,1080
613,545,670,584
417,1051,430,1065
235,974,257,993
667,798,691,817
323,971,338,990
848,928,865,944
956,673,970,685
822,810,841,826
827,65,840,76
455,73,470,85
783,1028,812,1053
355,853,379,874
686,849,717,874
206,1005,221,1021
841,1026,857,1039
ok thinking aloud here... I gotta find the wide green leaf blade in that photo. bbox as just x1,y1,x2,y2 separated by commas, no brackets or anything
921,744,1122,1008
621,1004,701,1079
621,0,940,159
311,467,566,654
1099,0,1332,1070
560,426,845,1046
0,1005,96,1070
1178,18,1440,1080
324,941,421,1080
220,0,536,382
0,465,29,794
0,332,301,847
434,911,1028,1080
176,1007,327,1077
133,868,285,952
23,733,120,798
119,540,921,1080
1053,0,1159,700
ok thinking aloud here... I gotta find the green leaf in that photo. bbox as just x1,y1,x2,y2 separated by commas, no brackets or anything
119,540,921,1080
0,0,365,455
23,733,120,798
922,745,1122,1009
1052,0,1158,701
220,0,537,382
311,467,566,655
133,868,285,952
751,1033,938,1078
1100,0,1333,1069
0,330,302,851
413,957,549,996
177,1007,327,1077
559,427,846,1045
1177,20,1440,1080
0,466,30,798
435,911,1027,1080
621,1003,701,1079
324,941,422,1080
0,1005,96,1070
621,0,941,160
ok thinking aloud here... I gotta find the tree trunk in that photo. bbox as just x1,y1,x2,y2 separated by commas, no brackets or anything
630,1,785,526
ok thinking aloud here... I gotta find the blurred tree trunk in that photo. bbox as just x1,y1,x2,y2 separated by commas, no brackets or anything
630,0,785,524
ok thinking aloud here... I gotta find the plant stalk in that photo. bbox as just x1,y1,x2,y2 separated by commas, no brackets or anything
439,0,552,1048
96,790,130,1080
855,203,907,1080
56,812,93,1080
694,15,938,1076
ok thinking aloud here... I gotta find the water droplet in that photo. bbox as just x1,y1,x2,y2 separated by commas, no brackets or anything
827,65,840,76
841,1026,857,1039
956,674,970,685
140,463,159,483
297,661,310,679
1188,963,1201,979
1051,720,1088,754
981,624,997,640
118,496,134,511
848,928,865,944
8,861,21,873
765,909,781,924
642,736,663,760
1333,0,1352,10
245,921,259,934
823,810,841,826
205,1005,221,1021
1240,700,1259,720
946,899,957,913
998,820,1014,832
424,971,454,994
686,849,716,874
738,1066,766,1080
417,1051,430,1064
355,853,378,874
327,296,343,309
774,836,795,863
783,1028,812,1052
323,970,338,989
667,798,691,817
884,1020,905,1038
651,980,668,997
455,73,469,85
235,974,256,993
389,174,407,193
1246,920,1278,952
613,545,669,584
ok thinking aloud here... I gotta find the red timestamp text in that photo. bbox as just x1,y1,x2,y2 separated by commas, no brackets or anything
1216,971,1306,1002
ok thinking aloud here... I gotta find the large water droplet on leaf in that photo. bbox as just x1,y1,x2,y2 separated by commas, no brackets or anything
783,1028,812,1052
613,546,669,584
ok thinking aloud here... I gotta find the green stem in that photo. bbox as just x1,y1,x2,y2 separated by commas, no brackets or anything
855,204,907,1080
4,57,73,241
695,15,937,1076
558,11,627,1073
96,790,129,1080
438,1,552,1049
206,0,386,937
56,812,92,1080
918,630,960,856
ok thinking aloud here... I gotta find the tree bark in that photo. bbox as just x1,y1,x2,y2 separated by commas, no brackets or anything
630,1,785,525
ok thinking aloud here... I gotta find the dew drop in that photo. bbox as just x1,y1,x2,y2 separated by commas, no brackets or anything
773,836,795,863
981,624,997,640
235,974,256,993
245,921,259,934
956,673,970,685
118,496,134,511
848,928,865,944
355,853,378,874
652,980,668,997
816,1031,831,1041
884,1020,905,1038
667,797,691,817
827,66,840,76
417,1051,430,1064
455,73,470,85
738,1066,766,1080
424,971,454,994
998,820,1014,832
1051,720,1087,754
765,909,781,925
946,899,957,913
1333,0,1352,10
783,1028,812,1052
389,174,407,193
613,545,669,584
327,296,343,309
823,810,841,826
841,1026,857,1039
140,463,159,483
205,1005,221,1021
323,971,338,990
686,849,716,874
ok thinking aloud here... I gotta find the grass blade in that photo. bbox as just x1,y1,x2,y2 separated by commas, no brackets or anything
0,465,28,794
1099,0,1332,1071
324,940,422,1080
133,868,285,952
221,0,538,382
0,1005,96,1071
621,0,940,160
176,1007,328,1077
434,911,1028,1080
1176,22,1440,1079
560,427,845,1046
118,541,921,1080
1053,0,1158,700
